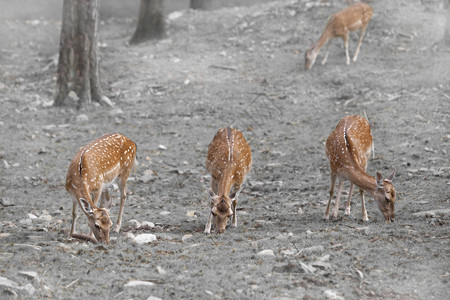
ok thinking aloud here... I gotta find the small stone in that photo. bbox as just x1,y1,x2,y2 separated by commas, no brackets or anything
0,233,11,238
108,108,123,116
186,210,196,217
125,232,135,240
356,226,370,235
182,234,193,243
0,197,14,206
158,145,167,150
159,211,171,216
19,271,38,280
141,221,155,228
39,214,53,221
156,266,166,274
67,91,78,102
324,289,344,300
257,249,275,256
124,280,154,287
147,297,163,300
128,219,141,228
134,234,157,245
100,95,114,107
76,114,89,123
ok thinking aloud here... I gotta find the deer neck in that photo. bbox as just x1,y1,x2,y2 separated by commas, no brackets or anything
311,29,333,55
217,167,234,198
346,164,377,195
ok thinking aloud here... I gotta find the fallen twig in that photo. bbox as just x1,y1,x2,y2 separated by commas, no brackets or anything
208,64,237,71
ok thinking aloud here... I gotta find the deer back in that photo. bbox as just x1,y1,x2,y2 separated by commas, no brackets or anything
326,115,373,175
326,3,373,35
206,127,252,195
66,133,137,200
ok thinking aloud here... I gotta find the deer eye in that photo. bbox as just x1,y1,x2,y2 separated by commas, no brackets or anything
94,223,101,230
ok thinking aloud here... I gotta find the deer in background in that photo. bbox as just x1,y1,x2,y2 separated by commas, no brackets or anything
66,133,137,243
305,2,373,70
325,115,396,222
204,127,252,234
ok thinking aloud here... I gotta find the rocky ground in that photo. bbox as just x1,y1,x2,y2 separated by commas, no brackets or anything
0,0,449,299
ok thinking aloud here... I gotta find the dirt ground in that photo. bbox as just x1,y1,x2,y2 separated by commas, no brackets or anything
0,0,449,299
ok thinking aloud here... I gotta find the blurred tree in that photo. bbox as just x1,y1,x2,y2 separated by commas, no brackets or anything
445,0,450,46
130,0,165,44
190,0,212,10
54,0,104,109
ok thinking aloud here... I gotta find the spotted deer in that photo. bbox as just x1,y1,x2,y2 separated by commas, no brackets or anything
204,127,252,234
305,2,373,70
66,133,137,243
325,115,396,222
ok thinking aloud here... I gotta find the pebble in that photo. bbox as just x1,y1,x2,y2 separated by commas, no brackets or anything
147,297,162,300
159,211,171,216
18,271,38,280
76,114,89,123
356,226,370,235
141,221,155,228
125,232,135,240
186,210,196,217
324,289,344,300
158,145,167,150
0,197,14,206
133,234,157,245
156,266,166,274
182,234,193,243
100,95,114,107
124,280,155,287
257,249,275,256
128,219,141,228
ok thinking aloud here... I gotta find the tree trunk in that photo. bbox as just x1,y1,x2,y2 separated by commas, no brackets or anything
190,0,212,10
130,0,165,45
445,0,450,46
54,0,102,109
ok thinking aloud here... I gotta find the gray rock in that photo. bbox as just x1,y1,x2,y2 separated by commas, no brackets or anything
257,249,275,256
0,197,14,206
133,234,157,244
76,114,89,123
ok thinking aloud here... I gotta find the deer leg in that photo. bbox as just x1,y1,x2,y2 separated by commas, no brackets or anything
332,179,345,218
360,188,369,221
70,198,78,236
343,34,350,65
99,188,111,208
353,27,367,62
321,39,332,65
231,185,241,227
204,212,213,234
345,183,355,215
91,186,102,207
324,173,337,220
114,177,128,233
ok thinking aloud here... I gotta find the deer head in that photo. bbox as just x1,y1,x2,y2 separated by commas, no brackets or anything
208,188,241,234
305,47,317,70
374,170,396,222
78,198,113,243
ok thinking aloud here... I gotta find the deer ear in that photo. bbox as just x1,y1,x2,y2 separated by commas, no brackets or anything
103,198,113,211
230,187,243,200
376,172,384,187
208,188,216,198
387,169,396,182
79,198,93,216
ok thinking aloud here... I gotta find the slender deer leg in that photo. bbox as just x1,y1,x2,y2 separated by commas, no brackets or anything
91,186,102,207
360,188,369,221
321,39,332,65
114,177,128,233
353,26,367,62
231,185,241,227
99,188,111,208
70,198,78,236
332,179,345,218
343,34,350,65
345,183,355,215
324,173,337,219
204,212,213,234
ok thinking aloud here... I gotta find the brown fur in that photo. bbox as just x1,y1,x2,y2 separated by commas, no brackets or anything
204,127,252,234
66,133,137,243
325,115,396,222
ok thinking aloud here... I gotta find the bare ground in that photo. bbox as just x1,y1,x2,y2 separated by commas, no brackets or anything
0,0,449,299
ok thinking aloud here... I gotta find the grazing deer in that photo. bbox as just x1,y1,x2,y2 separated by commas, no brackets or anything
204,127,252,234
66,133,137,243
325,115,396,222
305,2,373,70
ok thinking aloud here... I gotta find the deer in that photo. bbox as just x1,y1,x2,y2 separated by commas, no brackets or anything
204,127,252,234
305,2,373,70
66,133,137,244
324,115,396,222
